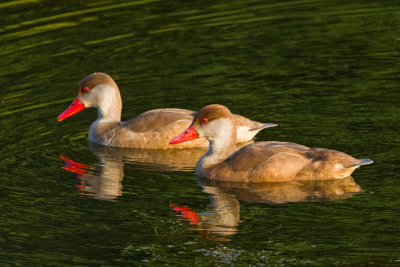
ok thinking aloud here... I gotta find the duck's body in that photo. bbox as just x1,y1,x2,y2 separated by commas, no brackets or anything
58,73,276,149
88,108,205,148
200,141,372,182
170,104,372,182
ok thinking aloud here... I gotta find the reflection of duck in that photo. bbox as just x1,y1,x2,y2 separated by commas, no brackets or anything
171,177,362,241
170,104,373,182
60,141,252,200
57,73,276,148
198,176,362,204
60,154,123,201
91,141,252,172
90,142,206,172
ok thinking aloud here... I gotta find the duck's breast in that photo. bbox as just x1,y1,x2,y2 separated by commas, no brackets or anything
89,121,122,146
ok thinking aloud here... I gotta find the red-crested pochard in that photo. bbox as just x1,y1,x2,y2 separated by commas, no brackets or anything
57,73,277,149
170,104,373,182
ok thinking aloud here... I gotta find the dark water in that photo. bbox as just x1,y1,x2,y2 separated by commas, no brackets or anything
1,0,400,265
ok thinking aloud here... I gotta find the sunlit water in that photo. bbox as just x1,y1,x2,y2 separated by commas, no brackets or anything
1,0,400,265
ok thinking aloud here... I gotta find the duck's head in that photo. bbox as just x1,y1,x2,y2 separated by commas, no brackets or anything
170,104,235,144
58,72,120,121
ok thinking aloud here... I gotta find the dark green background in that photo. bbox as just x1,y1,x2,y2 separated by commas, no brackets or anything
0,0,399,265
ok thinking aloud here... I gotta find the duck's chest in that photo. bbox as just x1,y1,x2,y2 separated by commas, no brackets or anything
88,121,122,146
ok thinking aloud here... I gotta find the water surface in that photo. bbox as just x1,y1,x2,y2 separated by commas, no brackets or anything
1,0,399,265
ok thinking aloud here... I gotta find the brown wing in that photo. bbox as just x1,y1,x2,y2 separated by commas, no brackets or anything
223,141,310,172
122,108,195,132
303,148,359,167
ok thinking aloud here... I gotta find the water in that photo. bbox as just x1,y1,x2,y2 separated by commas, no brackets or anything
1,0,399,265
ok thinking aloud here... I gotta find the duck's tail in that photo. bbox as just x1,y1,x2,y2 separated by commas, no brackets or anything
250,123,278,131
347,158,373,169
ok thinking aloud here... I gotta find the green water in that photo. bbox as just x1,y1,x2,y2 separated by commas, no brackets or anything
1,0,399,265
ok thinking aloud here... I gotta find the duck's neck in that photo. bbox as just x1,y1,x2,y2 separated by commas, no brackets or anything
95,85,122,122
196,120,237,176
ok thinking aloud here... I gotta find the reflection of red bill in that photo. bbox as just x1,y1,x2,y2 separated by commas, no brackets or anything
170,203,200,224
60,155,89,178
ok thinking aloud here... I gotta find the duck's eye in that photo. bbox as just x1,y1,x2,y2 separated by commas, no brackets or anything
82,87,89,93
201,118,208,123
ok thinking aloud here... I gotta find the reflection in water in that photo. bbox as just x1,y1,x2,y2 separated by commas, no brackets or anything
90,142,207,172
61,143,362,240
171,177,362,241
60,143,204,200
60,154,123,201
60,142,251,200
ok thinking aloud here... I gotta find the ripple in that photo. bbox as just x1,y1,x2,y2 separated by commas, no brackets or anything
0,0,160,33
0,98,73,117
1,22,78,39
0,0,39,9
84,32,136,46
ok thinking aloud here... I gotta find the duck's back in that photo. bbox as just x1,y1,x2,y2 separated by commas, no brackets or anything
123,108,195,132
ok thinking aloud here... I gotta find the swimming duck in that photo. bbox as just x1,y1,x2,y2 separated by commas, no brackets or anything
170,104,372,181
58,73,276,149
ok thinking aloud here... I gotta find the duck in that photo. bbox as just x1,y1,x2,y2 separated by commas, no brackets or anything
57,73,277,149
169,104,373,182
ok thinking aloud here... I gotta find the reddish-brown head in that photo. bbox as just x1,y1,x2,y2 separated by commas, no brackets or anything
57,73,117,121
169,104,233,145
